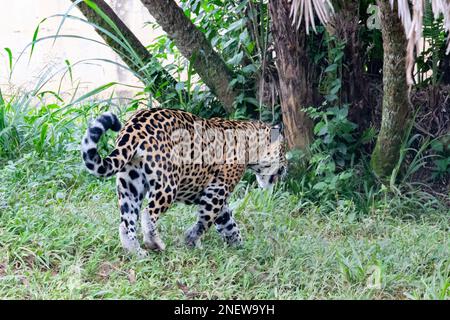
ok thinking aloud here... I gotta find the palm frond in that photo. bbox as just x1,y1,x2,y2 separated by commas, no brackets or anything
392,0,413,32
290,0,450,85
429,0,450,54
390,0,450,84
290,0,335,34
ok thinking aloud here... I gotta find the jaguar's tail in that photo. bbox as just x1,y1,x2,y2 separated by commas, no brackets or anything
81,112,130,178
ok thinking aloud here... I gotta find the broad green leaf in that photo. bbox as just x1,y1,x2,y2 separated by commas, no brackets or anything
324,64,338,73
227,51,243,66
243,97,259,106
242,64,257,74
330,83,341,95
225,18,247,34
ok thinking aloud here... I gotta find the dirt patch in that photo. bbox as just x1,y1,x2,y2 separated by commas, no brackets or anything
0,263,6,277
97,261,116,281
176,280,208,299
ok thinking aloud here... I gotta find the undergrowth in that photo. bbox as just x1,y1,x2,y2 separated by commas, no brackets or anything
0,92,448,299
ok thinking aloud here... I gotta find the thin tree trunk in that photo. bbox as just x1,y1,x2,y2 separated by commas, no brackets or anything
269,0,314,151
72,0,186,105
370,1,410,178
140,0,240,113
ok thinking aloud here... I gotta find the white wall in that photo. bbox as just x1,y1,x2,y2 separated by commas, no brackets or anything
0,0,167,101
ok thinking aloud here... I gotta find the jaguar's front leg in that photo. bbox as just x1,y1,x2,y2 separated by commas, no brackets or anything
214,206,243,247
185,183,229,248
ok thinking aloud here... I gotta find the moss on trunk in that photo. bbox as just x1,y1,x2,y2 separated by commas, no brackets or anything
370,1,410,179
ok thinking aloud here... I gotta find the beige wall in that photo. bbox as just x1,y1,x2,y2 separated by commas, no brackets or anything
0,0,167,101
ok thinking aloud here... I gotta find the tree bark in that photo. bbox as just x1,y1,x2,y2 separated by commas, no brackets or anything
140,0,240,113
327,1,368,128
269,0,314,151
370,1,410,179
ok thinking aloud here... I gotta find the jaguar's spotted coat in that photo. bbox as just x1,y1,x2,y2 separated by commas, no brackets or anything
81,108,286,257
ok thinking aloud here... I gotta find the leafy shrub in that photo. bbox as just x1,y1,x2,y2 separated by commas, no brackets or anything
284,105,369,201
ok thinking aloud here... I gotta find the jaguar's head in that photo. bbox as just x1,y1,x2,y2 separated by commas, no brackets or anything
248,123,287,189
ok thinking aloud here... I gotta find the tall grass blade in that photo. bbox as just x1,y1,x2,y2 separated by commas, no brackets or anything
4,47,13,78
53,0,83,46
30,18,47,62
65,59,73,83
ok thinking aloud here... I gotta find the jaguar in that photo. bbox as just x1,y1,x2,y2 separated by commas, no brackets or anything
81,108,286,257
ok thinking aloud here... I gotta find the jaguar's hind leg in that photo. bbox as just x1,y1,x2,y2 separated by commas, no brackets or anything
117,170,147,257
141,173,177,251
142,207,165,251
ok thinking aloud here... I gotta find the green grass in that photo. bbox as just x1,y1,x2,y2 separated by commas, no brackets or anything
0,152,448,299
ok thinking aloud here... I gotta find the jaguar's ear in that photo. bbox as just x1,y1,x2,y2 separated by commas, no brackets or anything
270,123,284,143
272,123,284,133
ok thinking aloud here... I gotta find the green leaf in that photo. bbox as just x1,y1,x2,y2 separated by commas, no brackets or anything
39,123,49,152
68,82,118,106
313,182,328,191
333,51,344,63
239,29,250,43
336,107,348,118
225,18,247,34
229,78,239,87
330,83,341,95
325,94,338,102
243,97,259,106
30,18,47,61
38,91,64,103
314,122,324,135
431,140,444,153
227,51,243,66
339,171,353,180
318,124,328,136
336,143,347,155
242,64,256,74
435,159,449,171
222,38,236,50
0,88,4,107
4,48,12,75
246,41,255,54
65,59,73,83
324,64,338,73
224,18,247,34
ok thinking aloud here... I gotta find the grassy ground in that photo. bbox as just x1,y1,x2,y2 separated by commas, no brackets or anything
0,153,448,300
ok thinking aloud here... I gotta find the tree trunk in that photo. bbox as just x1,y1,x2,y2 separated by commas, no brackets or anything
327,1,369,129
269,0,314,151
140,0,240,113
71,0,186,105
370,1,410,179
